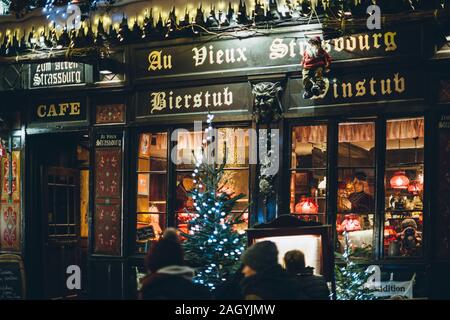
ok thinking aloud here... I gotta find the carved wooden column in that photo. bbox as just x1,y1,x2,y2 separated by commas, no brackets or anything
251,81,284,225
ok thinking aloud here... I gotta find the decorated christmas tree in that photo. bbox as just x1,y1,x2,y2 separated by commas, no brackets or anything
181,114,247,291
335,231,376,300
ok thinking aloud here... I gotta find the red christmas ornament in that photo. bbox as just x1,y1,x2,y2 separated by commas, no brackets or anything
295,198,318,214
390,171,410,189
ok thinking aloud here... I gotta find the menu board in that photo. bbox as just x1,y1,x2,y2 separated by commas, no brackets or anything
0,255,25,300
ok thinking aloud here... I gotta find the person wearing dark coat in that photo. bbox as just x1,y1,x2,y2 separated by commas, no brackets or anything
140,228,211,300
214,264,245,300
284,250,331,300
239,241,299,300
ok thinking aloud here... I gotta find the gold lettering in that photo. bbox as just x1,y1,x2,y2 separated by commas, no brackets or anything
148,50,163,71
356,80,367,96
175,96,182,109
342,83,353,98
394,73,405,93
150,92,166,114
47,104,58,117
334,37,345,52
333,79,339,98
385,32,398,52
373,33,382,49
70,102,81,115
370,78,377,96
358,35,370,51
184,95,192,108
346,36,357,51
193,93,202,108
163,55,172,69
381,79,392,95
59,103,69,116
37,105,46,118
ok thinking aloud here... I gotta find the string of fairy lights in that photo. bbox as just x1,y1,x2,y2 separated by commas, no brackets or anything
0,0,448,59
188,113,246,290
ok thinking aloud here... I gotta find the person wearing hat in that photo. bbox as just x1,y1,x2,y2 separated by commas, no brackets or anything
140,228,211,300
239,241,299,300
301,36,332,99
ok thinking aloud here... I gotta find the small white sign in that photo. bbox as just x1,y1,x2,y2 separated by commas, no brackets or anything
365,265,415,299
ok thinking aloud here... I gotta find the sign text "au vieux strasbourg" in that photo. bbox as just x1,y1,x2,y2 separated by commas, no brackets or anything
133,24,421,83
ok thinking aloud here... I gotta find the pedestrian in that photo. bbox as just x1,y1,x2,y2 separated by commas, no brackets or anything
140,228,211,300
239,241,298,300
284,250,331,300
214,264,245,300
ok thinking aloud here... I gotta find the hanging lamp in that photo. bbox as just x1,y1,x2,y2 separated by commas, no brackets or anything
390,171,410,189
295,197,319,214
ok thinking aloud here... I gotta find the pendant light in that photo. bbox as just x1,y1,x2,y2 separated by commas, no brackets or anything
295,197,319,214
390,171,410,189
407,180,423,194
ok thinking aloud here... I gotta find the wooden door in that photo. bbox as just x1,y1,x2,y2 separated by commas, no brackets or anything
41,166,81,299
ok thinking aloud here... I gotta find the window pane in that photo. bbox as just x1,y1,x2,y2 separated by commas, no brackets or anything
291,125,327,169
136,173,167,213
337,121,376,258
338,122,375,167
175,130,204,169
136,214,166,254
384,118,424,258
220,170,249,211
136,132,168,254
290,170,326,223
217,128,250,167
138,133,167,171
291,125,327,224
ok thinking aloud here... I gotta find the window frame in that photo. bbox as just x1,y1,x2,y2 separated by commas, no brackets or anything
285,113,428,262
131,121,253,255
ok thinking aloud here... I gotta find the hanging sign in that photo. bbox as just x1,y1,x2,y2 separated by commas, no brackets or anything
133,24,422,83
135,82,252,117
30,99,87,123
29,62,90,88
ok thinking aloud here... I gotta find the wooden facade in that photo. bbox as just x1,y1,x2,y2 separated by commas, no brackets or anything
1,18,450,299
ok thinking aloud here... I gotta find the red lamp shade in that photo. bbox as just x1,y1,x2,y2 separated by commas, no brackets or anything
295,198,318,214
407,180,423,194
390,171,410,189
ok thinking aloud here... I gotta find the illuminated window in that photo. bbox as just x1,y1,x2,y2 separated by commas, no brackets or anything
136,132,168,254
336,121,376,258
290,125,327,223
135,126,250,253
384,117,424,258
175,128,250,235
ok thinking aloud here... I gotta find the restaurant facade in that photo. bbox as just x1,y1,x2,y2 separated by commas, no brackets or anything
1,1,450,300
